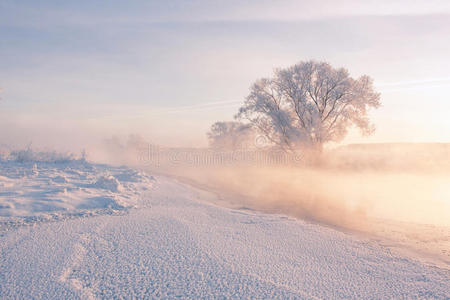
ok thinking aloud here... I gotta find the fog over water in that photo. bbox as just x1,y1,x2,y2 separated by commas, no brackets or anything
87,139,450,267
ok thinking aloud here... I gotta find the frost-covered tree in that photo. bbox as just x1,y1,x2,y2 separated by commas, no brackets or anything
207,121,255,150
236,61,381,152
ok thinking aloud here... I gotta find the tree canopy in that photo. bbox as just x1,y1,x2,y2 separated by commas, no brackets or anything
234,61,381,152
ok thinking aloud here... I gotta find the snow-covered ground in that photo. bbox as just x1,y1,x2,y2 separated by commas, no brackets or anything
0,157,153,220
0,158,449,298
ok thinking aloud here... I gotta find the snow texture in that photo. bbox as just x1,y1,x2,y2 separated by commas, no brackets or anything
0,159,154,219
0,161,449,299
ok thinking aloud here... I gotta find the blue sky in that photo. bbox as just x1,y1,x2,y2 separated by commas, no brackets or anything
1,0,450,149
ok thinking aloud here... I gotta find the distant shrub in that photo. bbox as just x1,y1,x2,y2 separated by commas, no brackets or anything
8,148,77,163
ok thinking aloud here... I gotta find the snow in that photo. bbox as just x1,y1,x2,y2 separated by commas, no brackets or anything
0,160,449,298
0,159,154,219
92,175,123,193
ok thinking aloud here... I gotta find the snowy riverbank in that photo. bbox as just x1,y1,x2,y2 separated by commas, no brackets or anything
0,157,449,298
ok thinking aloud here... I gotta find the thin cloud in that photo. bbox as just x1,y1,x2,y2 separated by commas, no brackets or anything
376,77,450,87
376,77,450,92
143,100,243,115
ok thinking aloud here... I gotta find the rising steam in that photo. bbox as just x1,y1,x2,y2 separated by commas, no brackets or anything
90,137,450,267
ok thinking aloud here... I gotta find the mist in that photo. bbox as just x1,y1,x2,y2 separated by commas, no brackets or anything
93,138,450,225
99,141,449,266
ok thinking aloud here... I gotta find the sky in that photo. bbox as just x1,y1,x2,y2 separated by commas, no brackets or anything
1,0,450,150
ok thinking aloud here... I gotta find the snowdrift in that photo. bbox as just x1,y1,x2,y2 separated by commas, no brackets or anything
0,150,155,220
